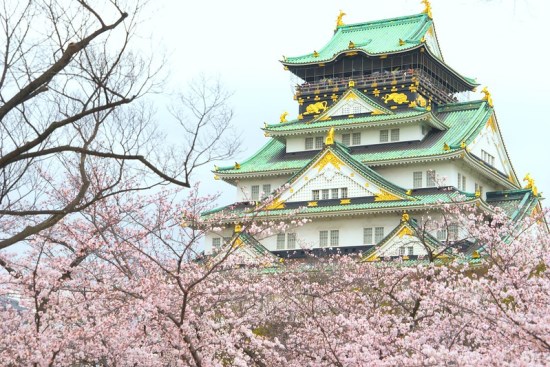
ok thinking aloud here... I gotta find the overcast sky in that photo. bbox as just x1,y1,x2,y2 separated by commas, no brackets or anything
148,0,549,205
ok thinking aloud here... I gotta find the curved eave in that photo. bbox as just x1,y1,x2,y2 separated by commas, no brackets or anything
204,196,491,222
282,44,478,89
263,111,447,136
214,151,467,179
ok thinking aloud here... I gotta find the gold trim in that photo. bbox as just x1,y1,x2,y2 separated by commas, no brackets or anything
340,198,351,205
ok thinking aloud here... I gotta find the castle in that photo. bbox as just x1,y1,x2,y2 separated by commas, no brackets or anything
202,4,541,262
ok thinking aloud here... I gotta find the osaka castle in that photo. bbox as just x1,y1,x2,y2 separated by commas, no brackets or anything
202,4,542,261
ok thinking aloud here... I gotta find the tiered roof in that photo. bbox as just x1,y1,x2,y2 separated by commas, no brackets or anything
217,100,498,176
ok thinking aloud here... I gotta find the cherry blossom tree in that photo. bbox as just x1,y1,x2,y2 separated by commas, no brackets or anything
1,185,548,366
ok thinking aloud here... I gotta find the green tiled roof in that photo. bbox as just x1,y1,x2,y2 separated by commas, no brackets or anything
284,14,433,64
203,188,478,219
265,110,441,133
218,100,492,176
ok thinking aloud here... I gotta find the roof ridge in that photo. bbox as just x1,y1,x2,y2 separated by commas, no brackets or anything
338,13,427,31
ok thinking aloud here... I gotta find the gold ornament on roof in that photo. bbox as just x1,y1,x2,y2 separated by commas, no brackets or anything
234,223,242,233
234,162,241,169
303,101,328,115
401,212,410,222
375,190,400,202
382,92,409,104
348,41,355,49
481,86,494,107
280,111,288,123
325,127,335,145
315,150,343,172
421,0,433,18
313,50,319,58
523,173,538,196
336,10,346,29
398,226,413,238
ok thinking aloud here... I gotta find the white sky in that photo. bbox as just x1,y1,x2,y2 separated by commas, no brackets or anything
148,0,550,205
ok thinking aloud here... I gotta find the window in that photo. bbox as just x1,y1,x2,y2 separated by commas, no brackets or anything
363,228,373,245
399,246,406,256
287,233,296,249
212,237,221,249
331,188,339,199
408,246,414,256
341,187,348,198
390,128,400,142
276,234,286,250
251,185,260,200
448,224,459,240
399,246,413,256
305,137,314,150
352,105,362,114
413,171,423,189
481,149,495,166
262,184,271,199
436,229,447,241
319,230,329,247
352,132,361,145
315,136,324,149
342,106,350,115
330,230,339,246
374,227,385,244
342,133,351,145
312,190,320,201
458,173,467,191
380,129,389,142
322,189,329,200
426,170,436,187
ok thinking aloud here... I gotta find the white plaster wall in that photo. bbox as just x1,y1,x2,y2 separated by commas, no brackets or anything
286,125,425,153
468,123,508,174
236,177,290,201
286,135,324,153
374,161,458,189
374,161,499,198
260,215,400,250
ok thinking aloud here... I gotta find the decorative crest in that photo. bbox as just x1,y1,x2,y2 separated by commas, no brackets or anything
421,0,432,18
348,41,355,49
234,162,241,169
335,10,346,29
401,212,410,222
523,173,539,196
280,111,288,123
234,223,242,233
325,127,335,145
313,50,319,58
481,86,494,107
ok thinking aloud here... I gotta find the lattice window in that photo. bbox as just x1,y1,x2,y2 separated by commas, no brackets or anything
380,129,389,142
319,230,328,247
352,132,361,145
342,134,351,145
262,184,271,199
413,171,423,189
287,233,296,249
212,237,221,249
426,170,436,187
374,227,385,244
315,136,324,149
363,228,373,245
305,137,314,150
251,185,260,200
330,230,339,246
276,234,286,250
390,128,400,142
